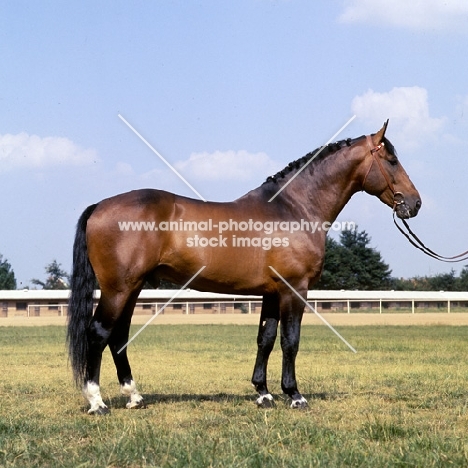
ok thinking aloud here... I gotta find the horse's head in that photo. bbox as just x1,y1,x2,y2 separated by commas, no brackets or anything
361,120,421,219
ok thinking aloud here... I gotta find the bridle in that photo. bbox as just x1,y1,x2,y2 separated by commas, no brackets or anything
364,135,468,263
363,135,406,212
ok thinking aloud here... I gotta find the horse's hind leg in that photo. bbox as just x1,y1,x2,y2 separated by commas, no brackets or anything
82,298,113,415
251,293,280,408
83,289,143,414
108,303,145,409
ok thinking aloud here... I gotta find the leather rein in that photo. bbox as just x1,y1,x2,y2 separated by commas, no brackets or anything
365,135,468,263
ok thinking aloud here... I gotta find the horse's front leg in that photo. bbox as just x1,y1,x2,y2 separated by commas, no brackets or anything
251,294,279,408
280,293,308,409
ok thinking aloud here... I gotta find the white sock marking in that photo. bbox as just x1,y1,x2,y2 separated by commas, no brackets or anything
120,380,144,409
83,382,107,413
256,393,274,406
290,396,308,408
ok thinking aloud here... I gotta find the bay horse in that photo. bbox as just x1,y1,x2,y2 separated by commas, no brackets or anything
68,121,421,414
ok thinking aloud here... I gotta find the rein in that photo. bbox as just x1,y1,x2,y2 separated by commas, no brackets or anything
365,135,468,263
392,213,468,263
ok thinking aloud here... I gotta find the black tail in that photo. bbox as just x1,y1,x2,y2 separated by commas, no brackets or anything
67,203,99,386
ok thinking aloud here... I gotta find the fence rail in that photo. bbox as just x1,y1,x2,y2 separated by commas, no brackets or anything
7,299,467,318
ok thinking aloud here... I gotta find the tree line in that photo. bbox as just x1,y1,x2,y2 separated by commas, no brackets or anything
1,228,467,291
313,229,468,291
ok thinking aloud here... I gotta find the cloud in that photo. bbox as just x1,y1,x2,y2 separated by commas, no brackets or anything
113,162,135,176
351,87,445,149
0,132,98,172
174,150,281,182
338,0,468,32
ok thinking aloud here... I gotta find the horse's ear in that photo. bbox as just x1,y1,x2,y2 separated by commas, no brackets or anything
374,119,389,143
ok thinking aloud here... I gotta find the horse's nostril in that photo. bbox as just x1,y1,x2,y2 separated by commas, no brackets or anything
415,199,422,210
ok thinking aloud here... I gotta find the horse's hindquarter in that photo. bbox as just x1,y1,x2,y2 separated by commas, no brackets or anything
85,190,176,288
86,189,326,294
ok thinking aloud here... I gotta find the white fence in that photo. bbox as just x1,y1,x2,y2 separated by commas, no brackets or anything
19,298,468,318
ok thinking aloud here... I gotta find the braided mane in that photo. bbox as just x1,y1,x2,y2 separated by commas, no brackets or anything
264,138,358,184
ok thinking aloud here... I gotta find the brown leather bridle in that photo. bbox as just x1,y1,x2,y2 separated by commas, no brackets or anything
364,135,468,263
363,135,406,212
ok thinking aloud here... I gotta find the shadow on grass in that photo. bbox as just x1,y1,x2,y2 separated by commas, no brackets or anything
106,391,351,410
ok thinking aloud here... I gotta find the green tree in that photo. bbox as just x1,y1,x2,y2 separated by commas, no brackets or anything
459,266,468,291
427,269,458,291
392,276,429,291
393,267,468,292
32,260,69,290
0,254,17,290
314,228,392,290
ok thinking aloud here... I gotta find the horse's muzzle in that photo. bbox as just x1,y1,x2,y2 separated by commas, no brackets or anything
394,193,421,219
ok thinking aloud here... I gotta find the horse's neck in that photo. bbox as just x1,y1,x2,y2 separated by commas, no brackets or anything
274,149,364,223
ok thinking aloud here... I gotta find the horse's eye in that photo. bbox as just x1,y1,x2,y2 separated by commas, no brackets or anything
389,159,398,167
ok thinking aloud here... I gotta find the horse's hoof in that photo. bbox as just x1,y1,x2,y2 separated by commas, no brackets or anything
259,398,276,409
255,394,276,409
126,399,146,409
290,397,308,409
88,406,110,415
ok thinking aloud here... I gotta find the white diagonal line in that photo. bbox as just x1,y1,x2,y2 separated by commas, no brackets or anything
268,266,357,353
268,115,356,202
117,266,206,354
118,113,207,202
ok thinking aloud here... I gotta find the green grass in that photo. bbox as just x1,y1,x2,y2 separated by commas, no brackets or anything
1,325,468,467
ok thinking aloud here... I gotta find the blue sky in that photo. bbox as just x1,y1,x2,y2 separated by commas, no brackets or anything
1,0,468,288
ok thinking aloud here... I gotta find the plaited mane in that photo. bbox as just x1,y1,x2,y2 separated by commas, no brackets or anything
264,134,396,184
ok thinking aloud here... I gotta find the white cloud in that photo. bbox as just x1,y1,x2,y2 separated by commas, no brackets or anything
113,162,134,176
0,132,98,172
339,0,468,32
351,87,445,149
174,150,281,182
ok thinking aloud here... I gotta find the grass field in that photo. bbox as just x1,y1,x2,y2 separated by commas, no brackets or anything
1,324,468,467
